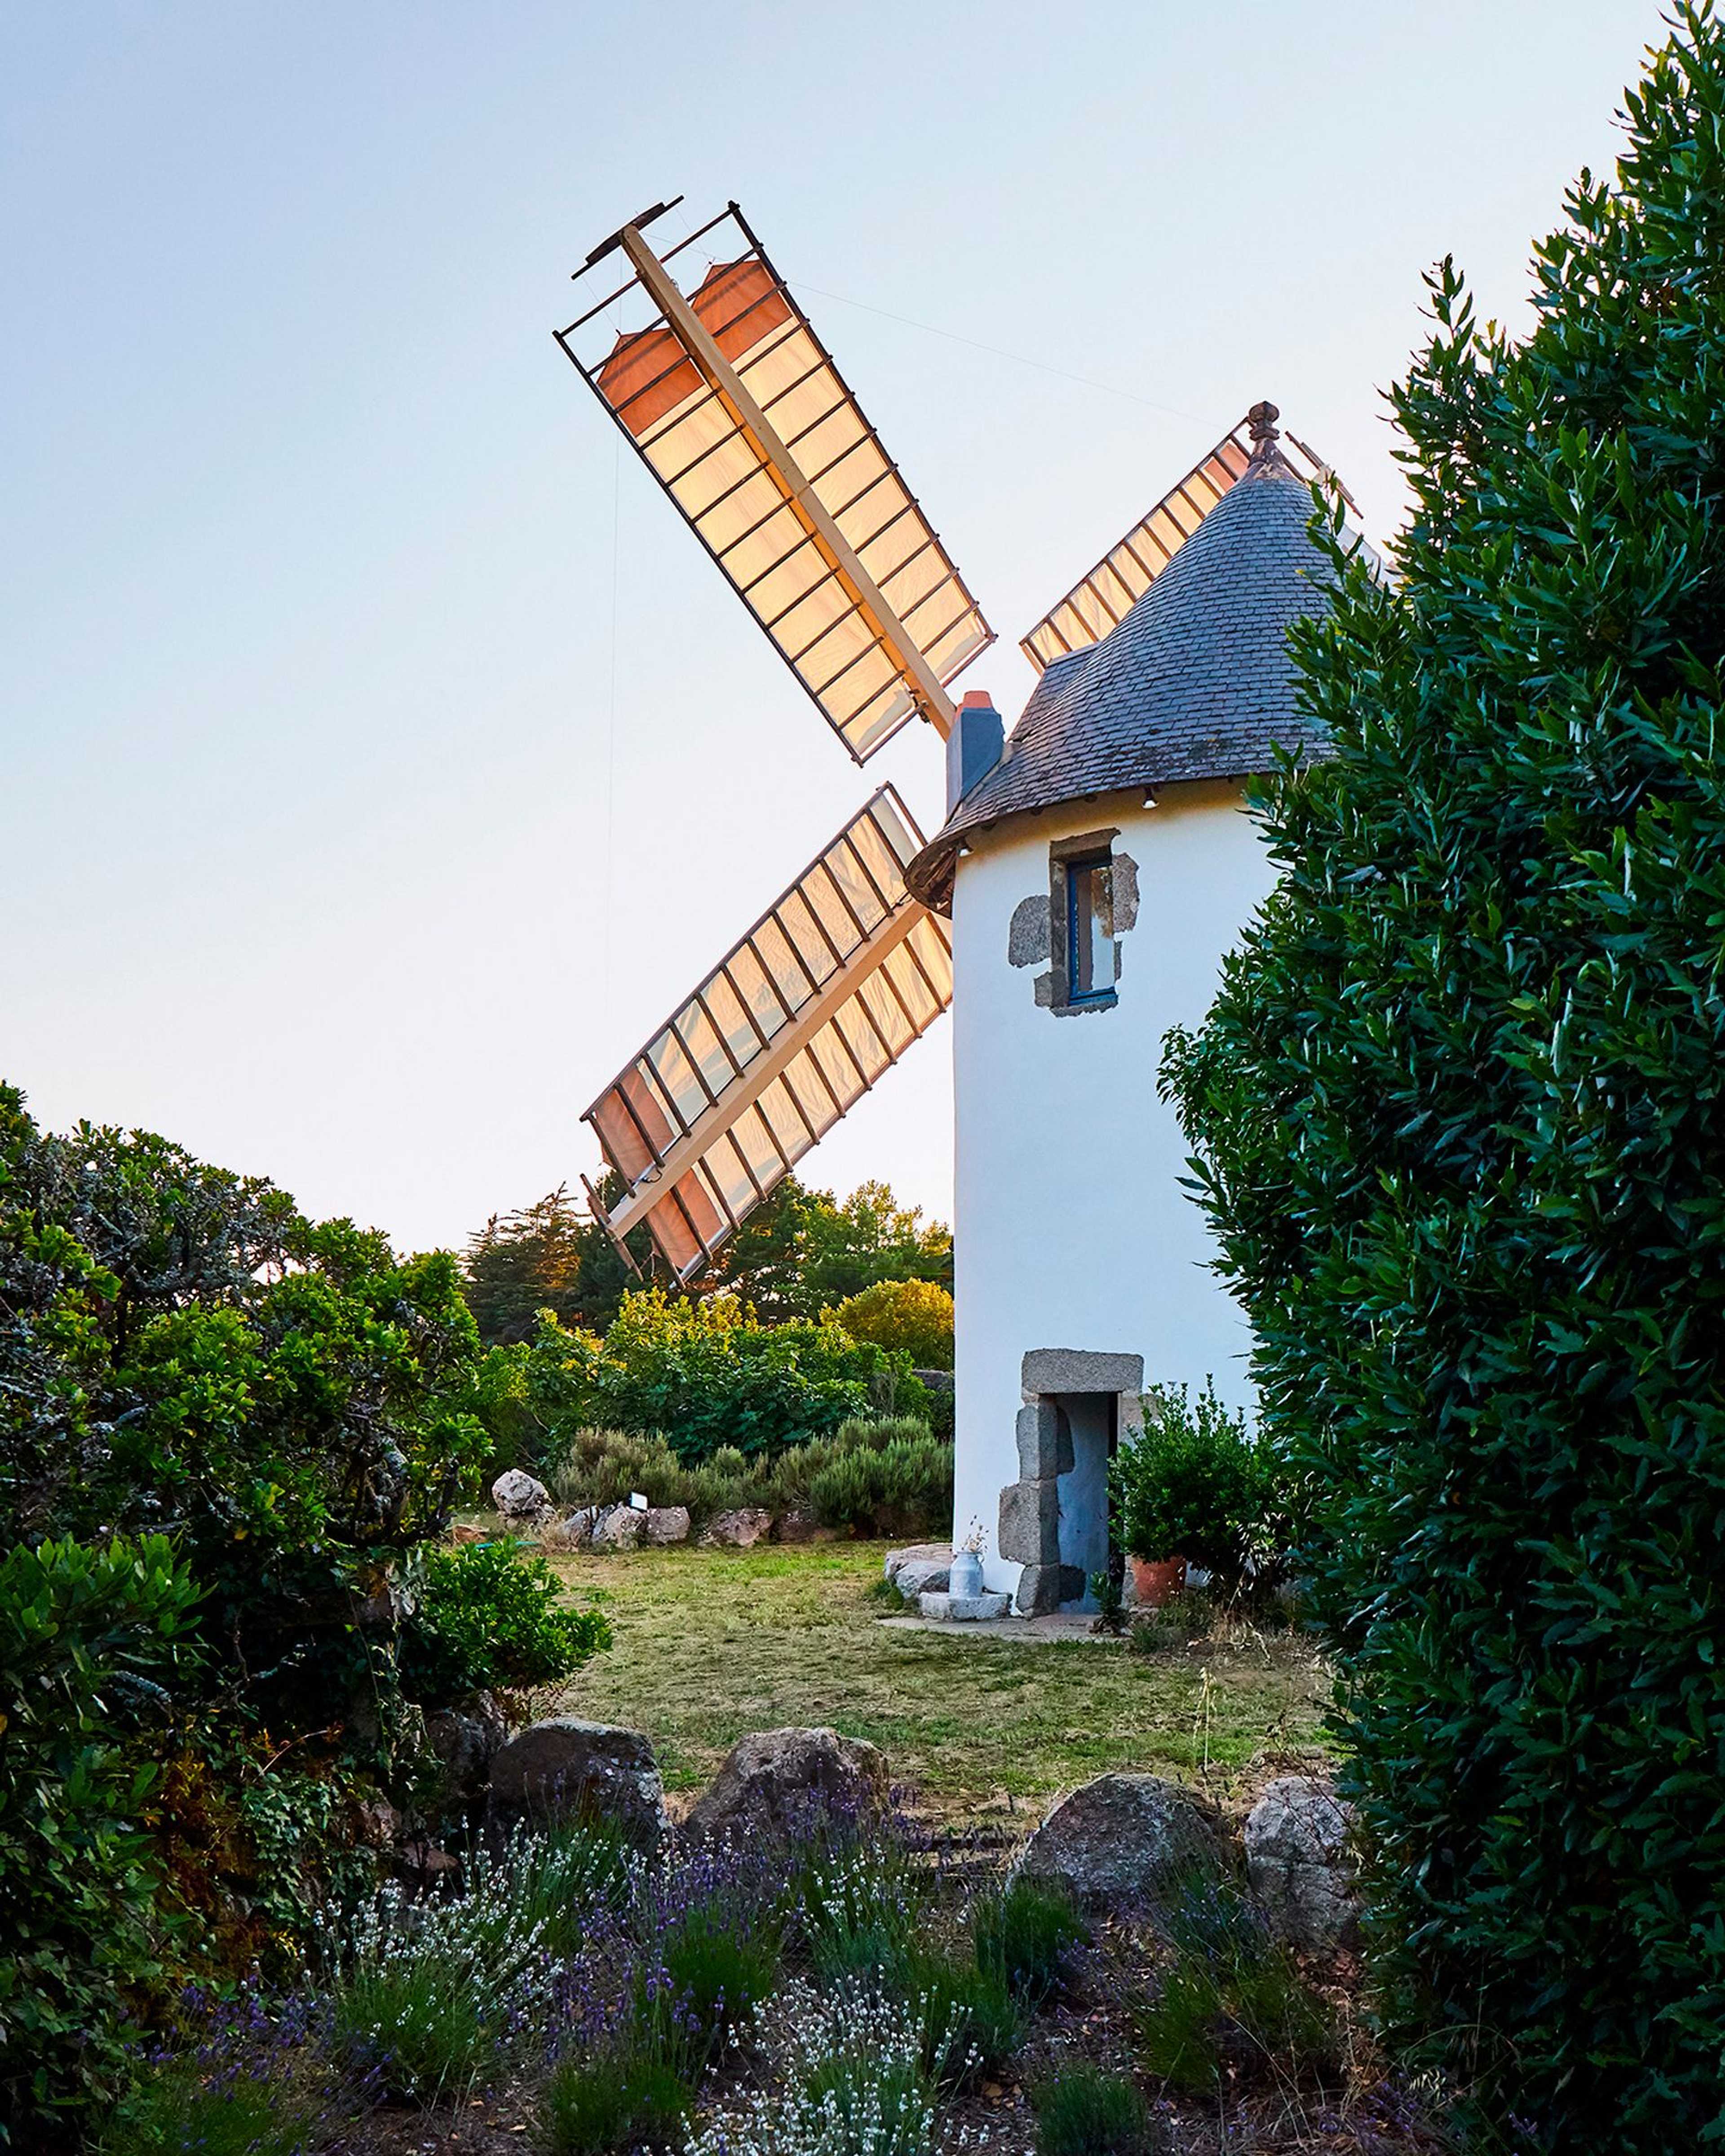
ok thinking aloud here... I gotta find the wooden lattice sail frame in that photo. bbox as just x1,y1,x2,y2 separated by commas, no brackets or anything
581,786,950,1279
558,201,994,764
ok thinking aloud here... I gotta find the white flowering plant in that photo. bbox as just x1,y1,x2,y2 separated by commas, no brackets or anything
686,1979,975,2156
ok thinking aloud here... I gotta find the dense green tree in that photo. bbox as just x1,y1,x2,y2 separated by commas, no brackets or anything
788,1179,952,1313
829,1277,955,1370
1162,14,1725,2146
464,1172,952,1336
0,1084,522,2143
0,1083,489,1715
463,1180,640,1343
518,1286,919,1461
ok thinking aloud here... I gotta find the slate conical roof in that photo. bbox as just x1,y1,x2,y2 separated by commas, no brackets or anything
906,440,1356,911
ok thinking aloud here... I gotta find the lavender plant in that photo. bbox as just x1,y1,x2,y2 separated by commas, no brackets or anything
795,1836,921,1983
95,1986,336,2156
540,2044,694,2156
329,1853,560,2104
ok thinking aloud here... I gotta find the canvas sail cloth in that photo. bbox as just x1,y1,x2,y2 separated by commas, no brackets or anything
584,788,950,1279
588,252,991,761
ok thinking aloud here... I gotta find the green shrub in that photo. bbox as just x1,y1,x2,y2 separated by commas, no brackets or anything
1159,14,1725,2146
1126,1589,1214,1657
551,1427,781,1523
332,1958,495,2107
1132,1874,1334,2094
0,1533,199,2146
548,1417,950,1538
399,1539,610,1706
1031,2065,1158,2156
828,1279,954,1371
973,1878,1087,2005
540,2048,691,2155
701,1981,942,2156
1110,1384,1281,1586
521,1288,909,1462
797,2043,930,2155
800,1423,953,1538
548,1426,696,1512
796,1835,921,1984
458,1822,634,1965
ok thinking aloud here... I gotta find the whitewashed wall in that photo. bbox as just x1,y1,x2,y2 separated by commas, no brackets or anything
947,780,1278,1601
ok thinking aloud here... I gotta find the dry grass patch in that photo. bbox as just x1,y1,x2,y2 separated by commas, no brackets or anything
540,1538,1327,1824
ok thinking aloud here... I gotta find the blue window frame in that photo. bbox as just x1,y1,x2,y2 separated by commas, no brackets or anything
1064,852,1115,1006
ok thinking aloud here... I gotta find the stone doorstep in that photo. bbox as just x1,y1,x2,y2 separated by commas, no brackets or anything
878,1610,1124,1644
918,1589,1012,1622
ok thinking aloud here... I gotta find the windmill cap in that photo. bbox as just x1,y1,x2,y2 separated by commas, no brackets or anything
907,444,1366,911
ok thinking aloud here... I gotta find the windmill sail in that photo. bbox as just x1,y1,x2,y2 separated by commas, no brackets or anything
583,786,950,1281
1019,417,1339,673
558,201,993,763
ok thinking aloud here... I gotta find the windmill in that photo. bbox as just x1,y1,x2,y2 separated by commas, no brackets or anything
554,197,1338,1286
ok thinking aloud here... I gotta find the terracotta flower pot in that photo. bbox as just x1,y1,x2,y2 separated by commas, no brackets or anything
1129,1555,1188,1608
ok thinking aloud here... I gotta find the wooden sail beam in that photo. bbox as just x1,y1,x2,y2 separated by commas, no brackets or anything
618,223,956,742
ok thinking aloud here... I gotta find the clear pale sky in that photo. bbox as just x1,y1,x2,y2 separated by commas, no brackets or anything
2,1,1668,1256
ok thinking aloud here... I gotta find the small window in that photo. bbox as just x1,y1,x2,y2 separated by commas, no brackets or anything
1065,852,1115,1006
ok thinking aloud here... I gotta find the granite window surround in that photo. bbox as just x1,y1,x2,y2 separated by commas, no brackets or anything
1006,827,1140,1016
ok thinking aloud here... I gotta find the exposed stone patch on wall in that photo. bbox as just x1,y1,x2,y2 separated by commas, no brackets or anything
1013,1563,1065,1616
1008,894,1050,968
1111,853,1140,932
1013,830,1141,1015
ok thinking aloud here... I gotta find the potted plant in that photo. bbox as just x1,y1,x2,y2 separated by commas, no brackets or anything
950,1517,988,1601
1111,1381,1269,1608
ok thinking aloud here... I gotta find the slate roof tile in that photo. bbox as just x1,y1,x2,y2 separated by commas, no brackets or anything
906,456,1349,910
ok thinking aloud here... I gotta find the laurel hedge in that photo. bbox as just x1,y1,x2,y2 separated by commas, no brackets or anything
1161,12,1725,2146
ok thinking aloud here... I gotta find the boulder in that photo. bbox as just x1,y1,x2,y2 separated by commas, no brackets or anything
885,1542,951,1596
775,1508,834,1544
686,1726,889,1841
426,1692,507,1803
353,1794,400,1848
542,1507,597,1552
491,1468,551,1523
592,1503,644,1551
1010,1773,1220,1910
450,1522,488,1546
699,1507,773,1549
395,1837,462,1888
1245,1775,1360,1953
885,1542,948,1579
643,1505,691,1546
487,1718,668,1850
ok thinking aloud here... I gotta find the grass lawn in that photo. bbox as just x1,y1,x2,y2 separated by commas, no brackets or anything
542,1537,1328,1826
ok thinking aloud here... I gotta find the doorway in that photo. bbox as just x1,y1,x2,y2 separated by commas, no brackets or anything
1053,1392,1116,1610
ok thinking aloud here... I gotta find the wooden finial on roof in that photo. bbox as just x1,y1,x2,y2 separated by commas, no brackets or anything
1247,400,1281,454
